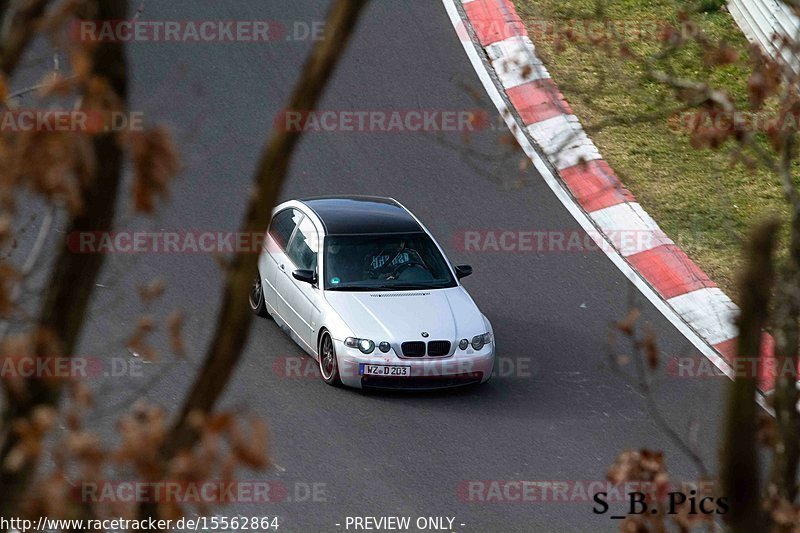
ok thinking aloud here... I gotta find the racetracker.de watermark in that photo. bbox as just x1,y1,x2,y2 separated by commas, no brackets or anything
453,229,670,254
273,109,490,133
0,356,143,380
457,480,715,503
666,355,800,380
272,355,534,380
677,110,800,134
456,18,669,44
0,110,143,133
79,481,326,504
73,20,325,43
67,231,270,254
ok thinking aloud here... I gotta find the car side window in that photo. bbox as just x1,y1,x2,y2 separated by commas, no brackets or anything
269,209,302,251
286,216,319,271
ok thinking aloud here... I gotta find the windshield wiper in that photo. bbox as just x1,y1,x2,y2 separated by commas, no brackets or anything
325,285,375,291
375,283,445,291
326,283,449,291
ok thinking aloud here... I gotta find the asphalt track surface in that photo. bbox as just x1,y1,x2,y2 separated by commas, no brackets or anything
10,1,731,531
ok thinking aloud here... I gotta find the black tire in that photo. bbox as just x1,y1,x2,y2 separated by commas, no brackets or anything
318,331,341,386
249,273,268,317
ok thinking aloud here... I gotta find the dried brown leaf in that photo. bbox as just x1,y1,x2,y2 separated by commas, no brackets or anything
137,277,166,304
167,310,186,357
615,308,640,337
129,127,180,213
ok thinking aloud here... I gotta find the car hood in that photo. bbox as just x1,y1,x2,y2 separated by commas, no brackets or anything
324,286,486,344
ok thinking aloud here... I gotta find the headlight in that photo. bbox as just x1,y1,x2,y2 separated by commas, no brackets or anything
345,337,375,354
378,341,391,353
471,332,493,350
458,339,469,350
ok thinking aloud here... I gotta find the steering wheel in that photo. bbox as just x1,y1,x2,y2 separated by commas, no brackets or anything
386,259,426,280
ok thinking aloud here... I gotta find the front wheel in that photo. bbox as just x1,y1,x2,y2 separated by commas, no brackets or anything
249,273,268,317
318,332,341,386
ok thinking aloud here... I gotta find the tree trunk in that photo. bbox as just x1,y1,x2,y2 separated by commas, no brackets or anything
721,218,779,532
770,202,800,501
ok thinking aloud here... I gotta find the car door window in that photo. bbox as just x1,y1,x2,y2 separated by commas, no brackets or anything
286,216,319,271
269,209,303,251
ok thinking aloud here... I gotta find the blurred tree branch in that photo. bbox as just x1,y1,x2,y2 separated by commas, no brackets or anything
139,0,370,521
0,0,51,77
0,0,128,517
607,312,709,479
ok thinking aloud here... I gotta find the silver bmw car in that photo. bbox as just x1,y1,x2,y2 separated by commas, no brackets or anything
250,196,495,390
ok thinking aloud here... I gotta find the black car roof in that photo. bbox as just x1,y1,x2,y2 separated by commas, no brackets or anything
299,196,423,235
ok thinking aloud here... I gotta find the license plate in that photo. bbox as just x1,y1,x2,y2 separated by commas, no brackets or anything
360,364,411,377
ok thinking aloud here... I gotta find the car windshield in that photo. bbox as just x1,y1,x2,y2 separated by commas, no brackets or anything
323,233,457,291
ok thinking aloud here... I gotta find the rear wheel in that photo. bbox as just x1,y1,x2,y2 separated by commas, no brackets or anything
249,273,268,317
318,332,341,386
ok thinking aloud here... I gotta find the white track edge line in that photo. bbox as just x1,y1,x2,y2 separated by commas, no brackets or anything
440,0,770,414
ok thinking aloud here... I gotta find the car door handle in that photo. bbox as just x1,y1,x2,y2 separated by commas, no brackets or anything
280,264,285,271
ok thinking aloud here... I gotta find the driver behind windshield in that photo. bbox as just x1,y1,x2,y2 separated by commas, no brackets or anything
324,233,456,290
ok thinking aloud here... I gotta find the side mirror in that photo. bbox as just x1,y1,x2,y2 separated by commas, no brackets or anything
292,269,316,285
455,264,473,279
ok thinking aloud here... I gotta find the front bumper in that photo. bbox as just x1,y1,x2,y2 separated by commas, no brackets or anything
334,339,495,390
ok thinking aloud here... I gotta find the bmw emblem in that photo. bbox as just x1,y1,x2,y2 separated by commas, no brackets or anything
421,332,429,338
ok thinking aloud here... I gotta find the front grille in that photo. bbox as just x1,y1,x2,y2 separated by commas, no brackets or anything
401,341,426,357
400,340,452,357
427,340,451,357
